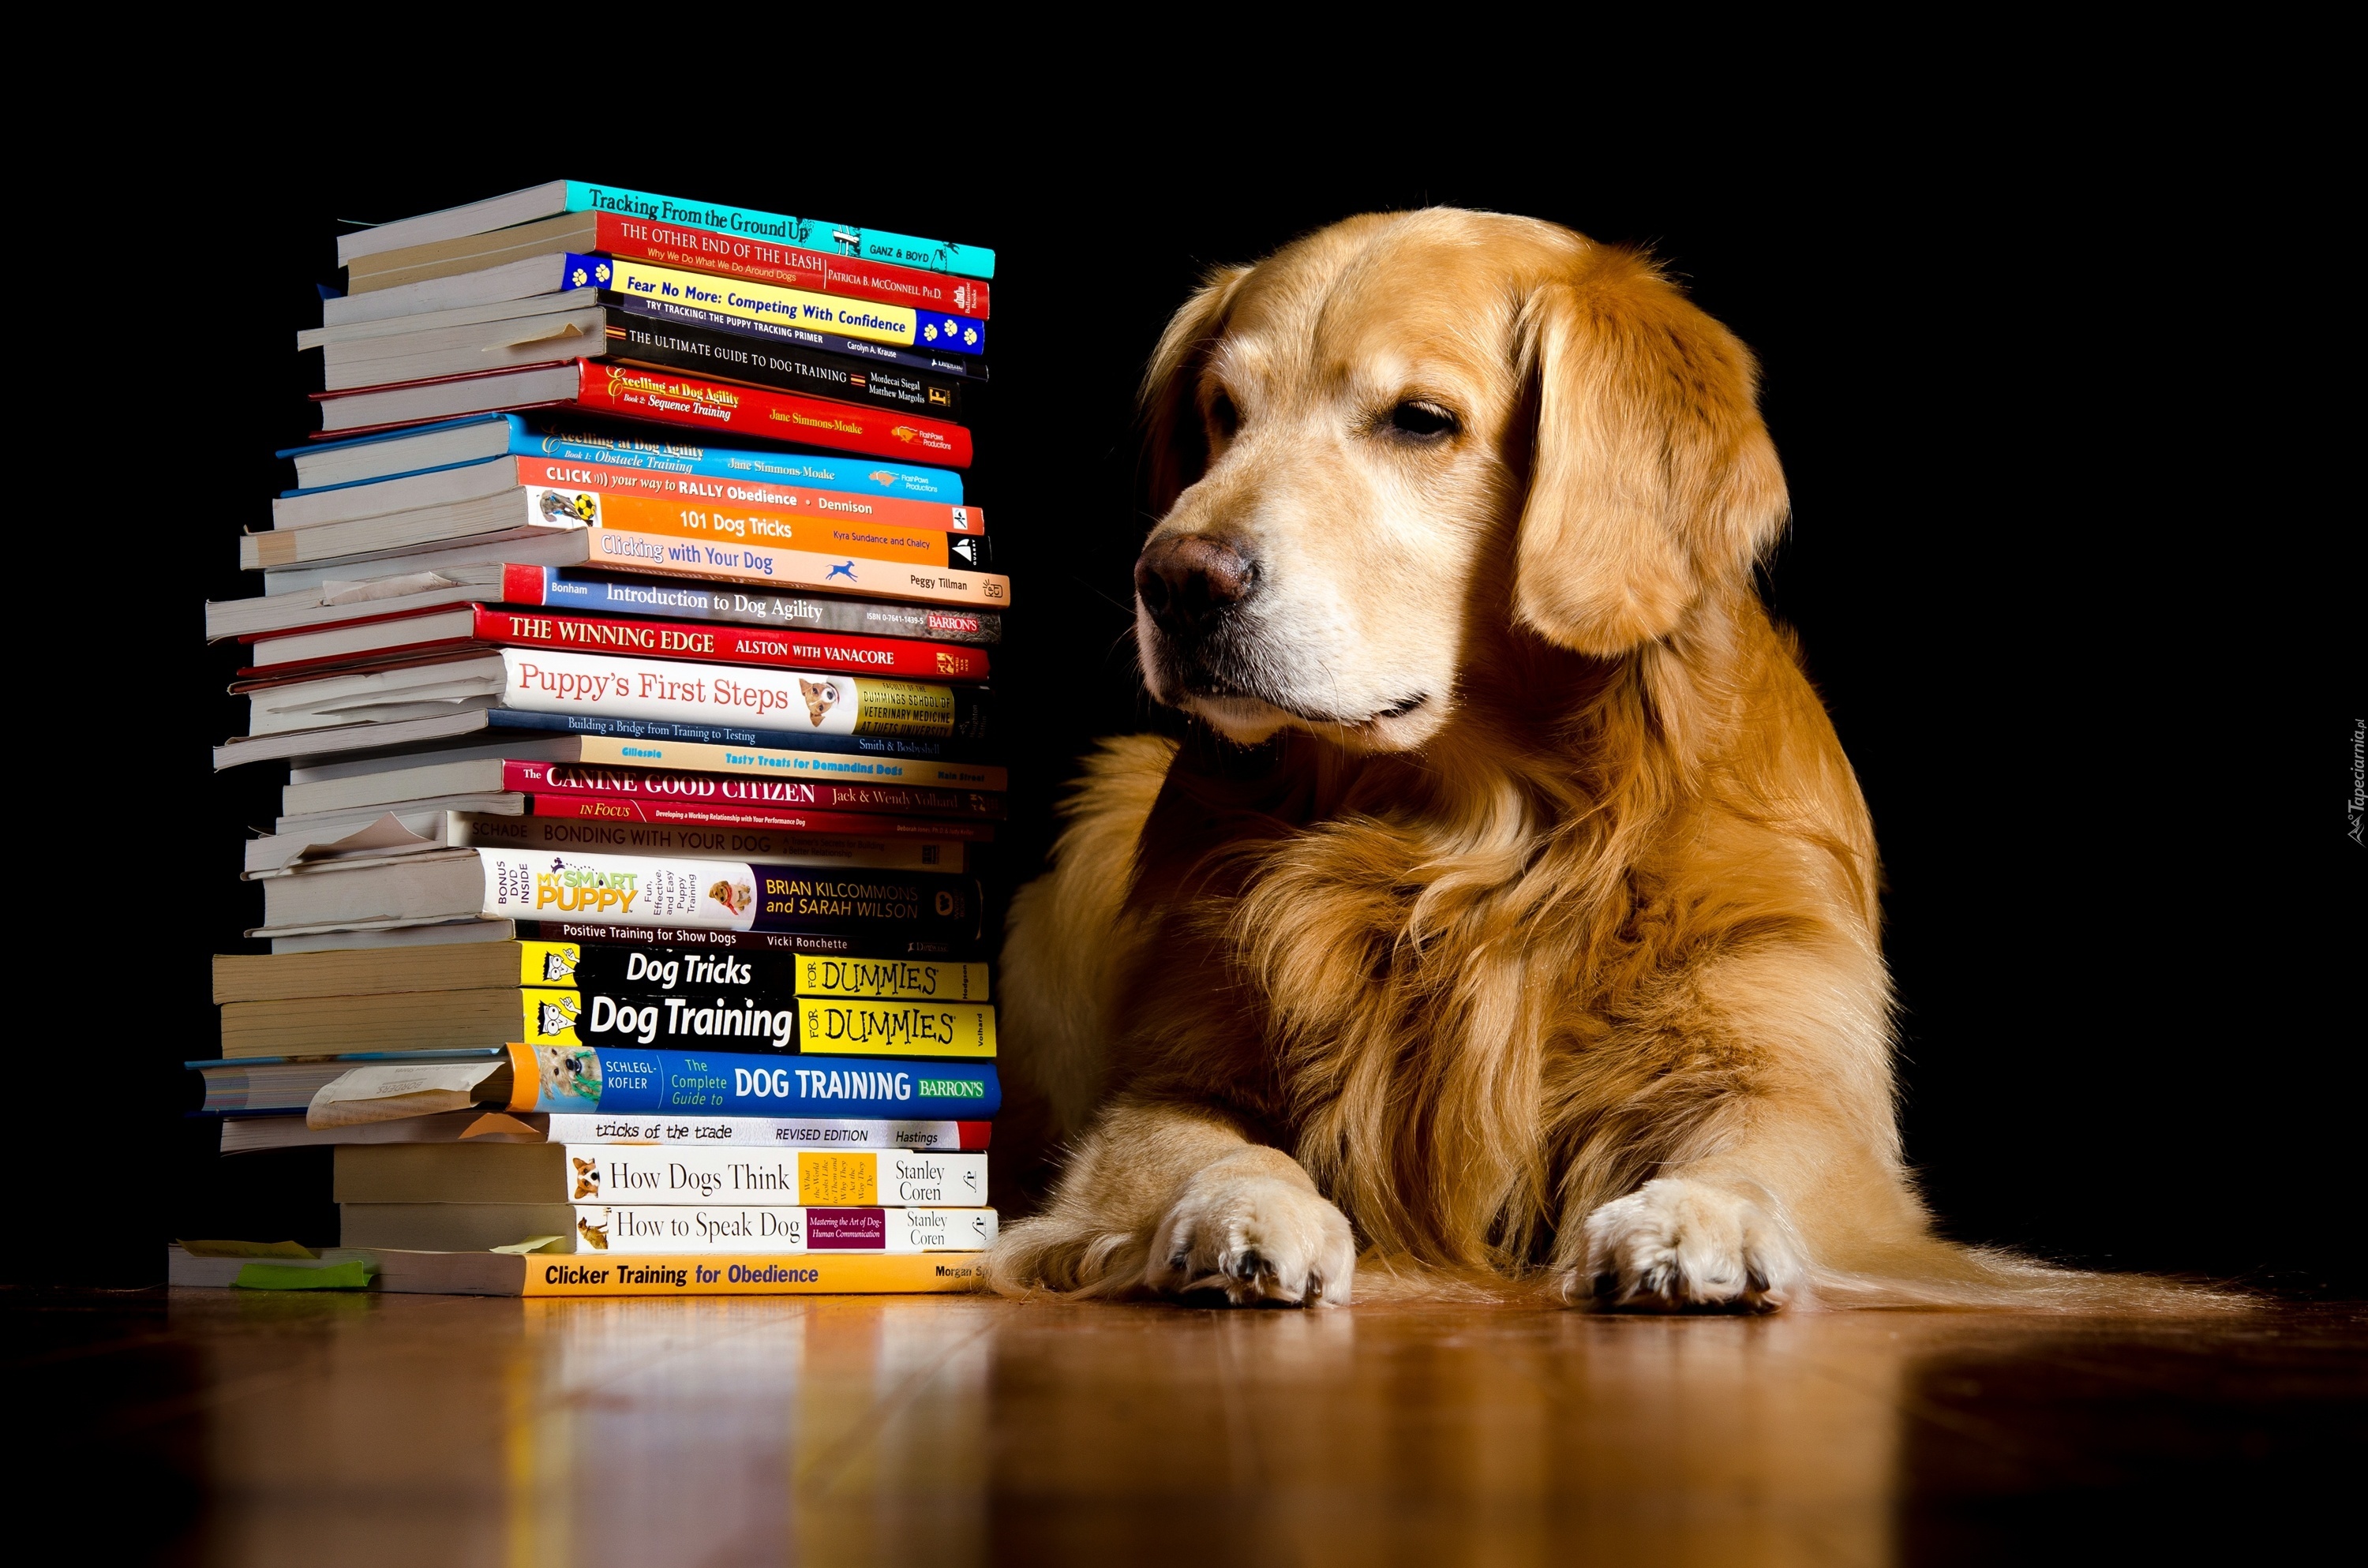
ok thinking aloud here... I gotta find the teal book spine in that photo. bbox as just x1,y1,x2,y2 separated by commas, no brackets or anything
564,182,995,281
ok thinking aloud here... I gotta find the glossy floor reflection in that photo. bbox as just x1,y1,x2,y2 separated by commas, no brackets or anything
23,1289,2364,1565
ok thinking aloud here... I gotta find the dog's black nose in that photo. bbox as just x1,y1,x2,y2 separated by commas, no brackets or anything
1135,533,1255,639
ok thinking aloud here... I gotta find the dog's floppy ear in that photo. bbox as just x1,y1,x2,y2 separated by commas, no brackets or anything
1141,264,1253,516
1513,249,1789,656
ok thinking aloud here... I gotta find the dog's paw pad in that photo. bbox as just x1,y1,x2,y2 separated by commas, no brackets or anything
1145,1164,1356,1308
1576,1177,1802,1313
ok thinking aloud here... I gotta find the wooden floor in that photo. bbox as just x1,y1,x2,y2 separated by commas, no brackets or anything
19,1289,2363,1566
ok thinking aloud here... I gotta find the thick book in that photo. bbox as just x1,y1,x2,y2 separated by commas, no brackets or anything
208,561,1003,645
245,811,966,878
317,264,988,386
313,360,973,464
242,518,1009,614
335,1144,986,1206
218,1110,991,1155
270,453,984,536
344,210,991,316
222,718,1010,792
250,848,984,942
248,525,1009,611
270,795,995,852
281,756,999,824
191,1045,1001,1120
248,604,987,683
283,413,961,499
339,1203,999,1256
317,301,976,419
335,180,995,281
214,940,988,1004
219,986,995,1061
166,1244,987,1297
242,646,990,745
249,479,991,576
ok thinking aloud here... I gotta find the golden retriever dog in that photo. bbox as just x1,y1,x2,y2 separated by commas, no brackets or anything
984,209,2165,1312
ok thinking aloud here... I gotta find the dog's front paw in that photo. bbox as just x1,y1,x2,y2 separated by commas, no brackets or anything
1144,1155,1355,1308
1577,1177,1803,1312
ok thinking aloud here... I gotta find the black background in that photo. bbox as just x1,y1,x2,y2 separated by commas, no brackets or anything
28,109,2355,1289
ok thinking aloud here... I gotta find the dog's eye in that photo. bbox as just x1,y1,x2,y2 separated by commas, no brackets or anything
1385,399,1459,440
1207,390,1241,441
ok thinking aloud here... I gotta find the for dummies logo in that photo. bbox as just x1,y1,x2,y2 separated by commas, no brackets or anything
535,856,642,915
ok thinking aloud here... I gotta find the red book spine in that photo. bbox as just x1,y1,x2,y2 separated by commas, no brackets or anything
592,214,991,319
508,456,985,533
498,761,1005,818
572,363,972,466
468,605,989,679
521,791,995,840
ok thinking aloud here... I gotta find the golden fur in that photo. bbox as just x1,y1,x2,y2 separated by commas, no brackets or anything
987,210,2216,1312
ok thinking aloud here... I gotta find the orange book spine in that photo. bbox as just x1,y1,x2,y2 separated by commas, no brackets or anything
511,456,984,534
584,523,1011,608
520,1251,986,1296
577,488,983,569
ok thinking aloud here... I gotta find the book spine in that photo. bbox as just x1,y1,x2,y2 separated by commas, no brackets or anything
470,604,988,679
519,1250,986,1295
539,485,996,571
492,648,991,741
519,921,986,960
583,524,1010,607
583,258,987,357
524,792,994,841
477,851,984,939
568,361,974,466
550,1147,988,1205
501,758,1002,818
509,456,986,535
534,1114,991,1151
519,939,989,1000
604,309,970,420
527,987,995,1059
560,1205,999,1255
461,708,990,767
559,182,995,279
512,421,963,501
595,296,984,384
453,814,964,875
527,728,1006,791
514,567,1003,644
590,214,991,316
500,1042,1000,1117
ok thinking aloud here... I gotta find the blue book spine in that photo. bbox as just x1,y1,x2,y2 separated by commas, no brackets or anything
563,182,995,280
528,1046,1001,1118
280,414,963,502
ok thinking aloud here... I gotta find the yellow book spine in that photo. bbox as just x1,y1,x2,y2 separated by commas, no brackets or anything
605,258,920,348
521,1251,985,1296
793,954,991,1001
797,1000,996,1058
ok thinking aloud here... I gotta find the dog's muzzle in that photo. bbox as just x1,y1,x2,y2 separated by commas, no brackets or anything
1134,533,1257,649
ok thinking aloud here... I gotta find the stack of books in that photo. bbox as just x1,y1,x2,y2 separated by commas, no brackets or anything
174,182,1009,1298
